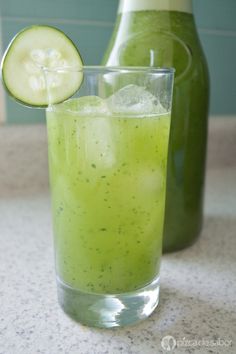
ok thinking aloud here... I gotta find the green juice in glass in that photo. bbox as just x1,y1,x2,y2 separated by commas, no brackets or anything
47,98,170,294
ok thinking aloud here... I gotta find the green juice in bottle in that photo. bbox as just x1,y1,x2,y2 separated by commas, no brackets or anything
103,0,209,252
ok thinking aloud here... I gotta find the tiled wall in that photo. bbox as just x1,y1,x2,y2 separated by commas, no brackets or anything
0,0,235,123
194,0,236,117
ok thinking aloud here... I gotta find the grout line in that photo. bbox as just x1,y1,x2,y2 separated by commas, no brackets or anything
209,115,236,119
198,28,236,37
2,16,236,37
2,16,114,28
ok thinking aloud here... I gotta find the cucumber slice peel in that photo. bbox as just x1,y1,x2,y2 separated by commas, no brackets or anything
1,25,83,107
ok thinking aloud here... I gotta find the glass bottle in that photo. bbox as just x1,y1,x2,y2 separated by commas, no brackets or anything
103,0,209,252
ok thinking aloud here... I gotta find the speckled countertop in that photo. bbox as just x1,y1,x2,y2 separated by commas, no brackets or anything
0,118,236,354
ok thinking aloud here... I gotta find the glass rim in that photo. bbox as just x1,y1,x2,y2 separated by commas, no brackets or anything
43,65,175,74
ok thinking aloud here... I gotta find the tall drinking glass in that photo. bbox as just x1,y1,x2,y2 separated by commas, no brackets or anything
45,66,174,328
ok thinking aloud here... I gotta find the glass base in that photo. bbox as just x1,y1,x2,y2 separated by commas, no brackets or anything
57,276,160,328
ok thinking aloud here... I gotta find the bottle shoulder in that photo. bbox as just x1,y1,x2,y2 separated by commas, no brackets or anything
103,11,208,77
111,11,200,43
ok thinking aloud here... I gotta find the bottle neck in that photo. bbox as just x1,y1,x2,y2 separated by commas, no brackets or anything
118,0,193,14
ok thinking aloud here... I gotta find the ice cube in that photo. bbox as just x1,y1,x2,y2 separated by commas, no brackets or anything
85,117,116,169
106,84,166,115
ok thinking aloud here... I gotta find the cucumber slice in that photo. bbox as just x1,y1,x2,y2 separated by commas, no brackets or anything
1,25,83,107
